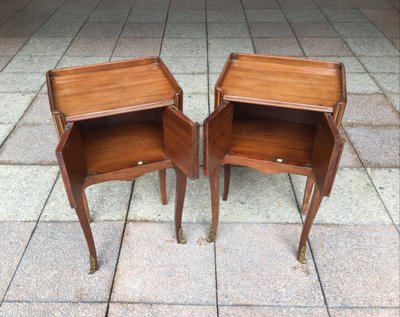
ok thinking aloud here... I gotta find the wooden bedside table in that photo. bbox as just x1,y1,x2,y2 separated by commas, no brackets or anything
47,57,199,273
204,53,346,264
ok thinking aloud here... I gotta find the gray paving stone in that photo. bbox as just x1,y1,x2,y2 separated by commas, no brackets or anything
0,165,58,221
342,94,399,126
0,222,35,299
279,0,317,9
216,223,324,306
313,0,355,8
41,178,132,221
308,56,365,73
5,221,124,302
0,56,11,70
375,22,400,38
19,37,73,56
0,93,35,124
114,37,162,57
291,22,339,37
219,306,329,317
10,9,53,23
174,74,208,94
351,0,393,9
161,38,207,57
0,72,44,93
367,168,400,225
19,95,52,124
0,124,13,146
249,22,295,38
34,21,84,37
360,8,400,23
127,9,168,22
77,22,124,38
339,131,363,168
0,37,28,56
108,303,217,317
0,124,57,164
165,22,206,38
346,73,381,93
299,37,353,56
183,93,209,123
345,38,399,56
329,308,400,317
284,9,328,22
322,9,369,22
254,38,304,56
162,57,207,74
0,21,42,37
89,9,129,22
208,23,250,38
346,126,400,167
168,9,206,22
66,37,117,57
371,73,400,94
49,9,92,23
4,55,61,73
120,22,165,38
358,56,400,73
57,56,109,68
111,222,216,304
291,168,392,224
245,9,286,22
170,0,205,10
209,38,254,57
207,10,246,22
310,225,399,307
386,93,400,112
135,0,169,10
333,22,384,38
242,0,280,9
206,0,242,10
208,57,228,74
0,302,107,317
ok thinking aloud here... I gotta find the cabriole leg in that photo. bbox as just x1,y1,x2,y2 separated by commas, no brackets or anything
174,168,187,244
301,177,315,215
207,167,221,242
223,164,231,201
159,169,168,205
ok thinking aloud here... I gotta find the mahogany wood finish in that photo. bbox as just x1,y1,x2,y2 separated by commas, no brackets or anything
206,53,346,264
48,57,198,273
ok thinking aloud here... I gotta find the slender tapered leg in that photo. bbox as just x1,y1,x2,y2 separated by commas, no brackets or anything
174,168,187,244
159,169,168,205
75,194,97,274
223,164,231,201
298,187,323,264
301,177,315,214
81,191,91,222
207,167,221,242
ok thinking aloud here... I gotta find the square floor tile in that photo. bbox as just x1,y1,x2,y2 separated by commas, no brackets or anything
108,303,217,317
241,0,280,9
216,223,324,306
207,10,246,23
279,0,317,9
249,22,295,37
183,93,209,122
208,38,254,57
322,9,368,22
0,124,58,164
161,38,207,57
0,124,13,146
346,126,400,167
0,21,42,37
291,168,392,224
346,73,381,93
5,222,124,302
41,178,132,221
0,222,35,299
333,22,384,38
165,22,206,38
168,9,206,23
77,22,124,38
299,37,352,56
161,57,207,74
127,9,168,22
0,37,28,55
114,37,162,57
57,56,109,68
0,165,58,221
111,222,216,304
19,37,72,56
360,9,400,23
4,55,60,73
371,73,400,94
339,131,363,168
367,168,400,225
120,22,165,38
34,21,83,37
0,303,107,317
358,56,400,73
291,22,339,37
345,38,399,56
219,306,328,317
313,0,355,8
310,225,399,307
342,94,399,126
66,37,117,57
208,57,229,74
374,22,400,38
135,0,169,10
174,74,208,94
0,93,35,124
49,9,92,23
329,308,400,317
254,38,303,56
386,93,400,112
0,56,11,70
206,0,242,10
89,9,129,22
284,9,327,22
0,72,44,93
245,9,286,22
170,0,205,10
10,9,54,23
19,94,52,124
208,23,250,38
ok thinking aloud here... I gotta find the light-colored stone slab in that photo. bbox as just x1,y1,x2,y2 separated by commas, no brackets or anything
0,222,35,300
161,38,207,58
162,57,207,74
165,22,206,38
0,72,44,93
367,168,400,225
344,73,381,93
183,93,209,123
0,302,107,317
66,37,117,57
4,55,61,73
129,168,301,223
208,38,254,57
56,56,109,68
345,38,399,56
208,23,250,38
174,74,208,94
5,222,124,302
168,9,206,23
41,178,132,221
358,56,400,73
0,165,58,221
330,308,400,317
291,168,392,224
371,73,400,94
310,225,399,307
219,306,329,316
0,93,35,123
0,124,13,146
19,94,52,124
216,223,324,306
108,303,217,317
18,37,73,56
111,222,216,305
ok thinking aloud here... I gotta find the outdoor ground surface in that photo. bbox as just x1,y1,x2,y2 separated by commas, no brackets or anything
0,0,399,316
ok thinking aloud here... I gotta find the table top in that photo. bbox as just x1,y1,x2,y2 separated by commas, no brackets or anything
215,53,346,113
47,57,181,121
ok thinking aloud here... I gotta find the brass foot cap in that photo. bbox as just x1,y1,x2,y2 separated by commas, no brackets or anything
206,227,215,243
177,227,187,244
88,255,98,274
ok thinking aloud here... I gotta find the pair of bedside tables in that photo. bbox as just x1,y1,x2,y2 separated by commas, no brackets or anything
47,54,346,273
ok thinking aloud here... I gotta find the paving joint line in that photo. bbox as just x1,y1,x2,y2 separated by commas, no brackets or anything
158,0,173,58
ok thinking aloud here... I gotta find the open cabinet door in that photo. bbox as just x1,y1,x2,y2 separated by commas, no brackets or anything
56,122,87,208
163,106,200,179
203,101,233,176
311,113,344,196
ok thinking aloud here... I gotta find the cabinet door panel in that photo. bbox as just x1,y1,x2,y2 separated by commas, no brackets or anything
311,113,344,196
163,106,199,179
56,122,87,208
203,101,233,176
